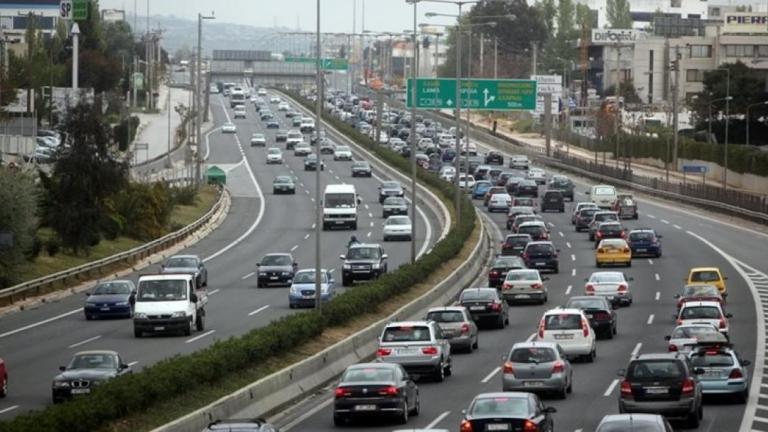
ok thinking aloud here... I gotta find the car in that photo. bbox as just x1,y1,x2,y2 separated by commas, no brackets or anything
548,175,575,201
613,193,639,219
585,271,634,306
265,147,283,164
565,296,617,339
294,142,312,156
540,190,565,212
686,267,728,297
505,206,536,230
595,238,632,267
351,160,372,177
458,174,476,190
676,301,732,335
286,130,304,150
233,106,247,119
595,414,673,432
383,216,412,241
675,284,724,312
500,234,532,256
304,154,325,170
487,255,526,288
574,207,599,232
84,280,136,320
269,96,280,104
292,117,302,127
588,211,620,241
426,306,479,353
260,111,274,121
572,202,599,224
588,184,618,209
485,151,504,165
460,392,556,432
376,321,452,381
222,122,237,133
272,175,296,194
458,287,508,328
496,171,518,187
160,254,208,288
470,181,492,200
510,214,542,233
488,192,512,213
505,176,525,195
617,352,704,427
256,253,297,287
594,222,626,247
522,240,559,273
288,268,335,308
340,243,388,286
320,139,335,154
379,181,405,203
52,350,132,403
333,145,353,161
382,196,408,218
250,133,267,147
501,342,573,398
473,165,491,181
517,221,549,241
483,186,507,207
527,167,547,185
333,362,420,426
205,418,279,432
266,120,280,129
501,269,548,305
275,130,288,142
278,102,290,111
0,358,6,398
516,179,539,197
537,308,596,361
509,154,530,170
627,228,663,258
665,324,726,353
511,196,535,207
257,88,267,96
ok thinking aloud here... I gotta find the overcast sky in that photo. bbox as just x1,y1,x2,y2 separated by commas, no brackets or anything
100,0,462,33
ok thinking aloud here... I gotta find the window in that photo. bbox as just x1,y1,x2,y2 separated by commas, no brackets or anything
689,45,712,58
759,46,768,57
710,7,721,17
686,69,704,82
725,45,754,57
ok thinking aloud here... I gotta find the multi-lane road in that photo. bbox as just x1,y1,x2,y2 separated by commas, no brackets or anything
0,89,444,418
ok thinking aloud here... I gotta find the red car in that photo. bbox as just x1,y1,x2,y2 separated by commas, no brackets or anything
0,357,7,397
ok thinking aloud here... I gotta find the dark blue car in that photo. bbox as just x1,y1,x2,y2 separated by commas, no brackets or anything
84,280,136,320
472,181,492,199
627,229,663,258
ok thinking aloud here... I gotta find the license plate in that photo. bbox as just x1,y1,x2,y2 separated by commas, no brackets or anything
470,306,486,311
100,307,110,311
516,294,530,299
554,334,574,340
397,348,418,355
608,250,619,254
646,387,669,395
704,371,721,378
303,295,314,299
71,388,90,395
535,262,546,267
154,326,165,331
487,424,511,431
636,248,647,253
270,276,279,280
335,221,344,224
523,381,545,387
586,314,593,319
354,404,377,411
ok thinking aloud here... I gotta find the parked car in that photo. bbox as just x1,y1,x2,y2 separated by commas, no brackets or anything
376,321,452,381
426,306,479,353
84,280,136,320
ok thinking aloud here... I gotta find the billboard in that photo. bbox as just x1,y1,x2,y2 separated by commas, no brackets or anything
591,29,648,45
723,13,768,34
530,75,562,115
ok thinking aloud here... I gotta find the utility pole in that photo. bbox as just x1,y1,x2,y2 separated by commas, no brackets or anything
410,0,418,264
71,23,80,92
531,41,537,76
723,68,730,189
453,3,463,224
493,36,498,79
314,0,324,312
544,93,552,156
614,43,620,169
671,45,680,175
479,33,484,77
167,86,172,168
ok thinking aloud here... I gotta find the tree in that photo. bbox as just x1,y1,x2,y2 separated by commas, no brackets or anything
537,0,557,35
606,0,633,28
605,80,642,104
0,169,38,288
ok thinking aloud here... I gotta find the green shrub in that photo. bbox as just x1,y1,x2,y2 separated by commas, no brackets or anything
170,185,198,206
45,238,61,257
113,183,173,241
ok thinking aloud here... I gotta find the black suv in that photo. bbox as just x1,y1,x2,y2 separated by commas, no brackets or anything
256,253,298,287
618,353,704,428
594,222,626,247
378,181,404,203
340,244,388,286
522,241,559,273
548,175,575,201
485,151,504,165
540,190,565,213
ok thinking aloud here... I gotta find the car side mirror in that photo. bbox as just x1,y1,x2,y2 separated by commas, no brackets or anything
357,197,362,205
256,263,261,267
461,409,467,416
59,366,66,371
542,277,549,281
617,369,626,377
382,254,388,259
724,276,729,280
85,292,91,296
120,363,130,370
664,335,671,341
190,293,198,303
657,235,663,239
339,255,346,260
585,191,590,195
742,360,752,366
726,313,733,318
543,406,557,414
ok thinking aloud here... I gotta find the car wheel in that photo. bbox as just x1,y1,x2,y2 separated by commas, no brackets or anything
289,303,295,309
196,313,205,331
606,328,614,339
626,261,632,267
687,408,701,428
445,361,453,377
134,328,142,338
0,374,7,398
410,392,421,415
434,363,445,382
85,314,93,320
588,347,596,362
472,336,479,350
736,388,748,404
567,377,573,394
183,318,193,336
553,266,559,274
595,261,601,268
398,400,409,424
496,316,505,329
656,252,662,258
333,414,346,427
557,385,567,399
613,324,618,335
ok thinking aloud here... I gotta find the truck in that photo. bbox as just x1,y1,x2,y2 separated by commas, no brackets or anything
133,273,208,338
322,184,361,230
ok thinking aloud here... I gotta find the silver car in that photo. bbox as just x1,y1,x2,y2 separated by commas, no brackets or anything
376,321,452,382
425,307,479,353
500,269,549,305
664,324,724,353
584,271,634,306
501,341,573,399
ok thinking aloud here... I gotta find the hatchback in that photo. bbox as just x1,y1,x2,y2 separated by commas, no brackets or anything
501,342,572,398
499,234,532,257
376,321,452,381
425,307,479,353
522,241,559,273
688,342,750,402
488,193,512,213
627,229,663,258
676,301,732,335
537,308,596,361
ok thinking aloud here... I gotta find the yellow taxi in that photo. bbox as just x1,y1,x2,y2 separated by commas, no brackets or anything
686,267,728,296
595,238,632,267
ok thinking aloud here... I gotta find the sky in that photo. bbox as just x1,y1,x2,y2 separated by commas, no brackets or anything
99,0,462,33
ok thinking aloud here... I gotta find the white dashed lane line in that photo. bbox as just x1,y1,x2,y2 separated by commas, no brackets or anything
661,219,670,224
367,232,372,237
648,259,654,265
571,269,576,276
647,314,655,325
655,292,660,301
604,379,620,397
558,231,564,237
248,305,270,317
242,272,255,280
571,254,576,261
208,289,220,296
425,411,451,429
370,221,374,227
67,335,101,349
290,245,298,252
481,367,501,384
647,214,657,219
0,406,19,415
673,224,682,230
185,330,216,344
565,285,572,295
631,342,643,356
304,233,311,240
566,242,572,248
655,273,660,281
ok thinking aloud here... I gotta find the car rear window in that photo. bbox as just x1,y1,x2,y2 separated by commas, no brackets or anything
590,273,624,283
594,213,618,222
461,290,496,301
690,353,734,367
544,314,582,330
470,397,528,416
525,244,553,254
567,299,606,310
630,232,654,241
504,236,529,246
596,420,663,432
519,226,544,236
683,285,720,297
671,326,719,339
594,187,615,195
627,360,683,381
691,271,721,282
342,367,395,383
681,306,721,319
505,271,539,281
426,311,465,323
382,326,431,342
601,224,623,233
579,209,598,218
509,347,556,363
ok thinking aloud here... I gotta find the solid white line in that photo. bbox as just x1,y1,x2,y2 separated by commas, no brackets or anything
673,224,682,230
208,288,220,296
655,291,660,301
574,429,583,432
242,272,255,280
648,259,654,265
127,361,139,367
571,268,576,276
647,314,655,325
655,273,660,281
571,254,576,261
425,411,451,429
281,397,335,431
185,329,216,343
661,219,670,224
558,231,564,237
248,305,270,316
481,367,501,384
0,308,82,339
526,332,537,342
290,245,298,252
0,405,19,415
631,342,642,357
566,241,572,248
604,379,620,396
565,285,572,295
67,335,101,349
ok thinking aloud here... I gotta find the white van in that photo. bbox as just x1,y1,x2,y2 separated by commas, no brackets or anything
323,184,360,230
588,184,618,209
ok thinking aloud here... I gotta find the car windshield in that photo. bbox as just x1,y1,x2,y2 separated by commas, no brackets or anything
353,162,369,168
504,236,529,246
137,280,187,302
545,314,582,330
567,299,607,310
590,273,624,283
382,326,431,342
514,198,533,205
509,347,556,363
630,232,655,241
470,397,528,417
93,282,132,295
274,176,293,183
519,226,544,235
594,213,618,222
691,271,721,282
288,132,302,139
427,310,465,323
252,134,264,139
595,187,615,195
326,193,356,208
386,217,410,226
681,306,721,319
342,367,395,383
691,353,734,367
382,181,400,190
525,243,553,254
683,285,720,297
505,271,539,281
671,326,718,339
68,354,117,370
261,255,293,266
383,197,406,206
347,247,380,260
596,421,662,432
293,272,326,284
165,257,197,267
336,146,350,152
580,209,598,218
268,148,281,154
627,360,683,380
461,289,496,301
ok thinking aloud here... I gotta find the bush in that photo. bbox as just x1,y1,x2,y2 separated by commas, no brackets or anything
113,183,173,241
45,237,61,257
170,185,198,206
27,236,42,260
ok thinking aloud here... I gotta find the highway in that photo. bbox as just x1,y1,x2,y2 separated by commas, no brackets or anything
0,88,444,418
278,101,768,432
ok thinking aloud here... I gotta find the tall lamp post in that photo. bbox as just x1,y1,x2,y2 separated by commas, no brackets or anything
745,100,768,147
314,0,324,311
406,0,420,263
196,12,215,186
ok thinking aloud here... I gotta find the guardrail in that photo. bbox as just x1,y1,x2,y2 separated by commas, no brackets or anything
0,186,225,307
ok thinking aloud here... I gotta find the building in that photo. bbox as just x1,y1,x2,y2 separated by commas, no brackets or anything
101,9,126,22
0,0,62,43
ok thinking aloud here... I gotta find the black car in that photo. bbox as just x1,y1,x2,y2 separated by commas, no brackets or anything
575,208,599,232
548,175,575,201
206,419,278,432
540,190,565,213
340,244,388,286
333,362,420,426
458,287,508,328
275,130,288,142
504,176,525,195
565,296,617,339
382,196,408,218
272,175,296,194
52,350,132,403
160,254,208,288
351,160,372,177
378,181,404,203
256,253,297,287
496,171,517,187
500,233,532,256
260,111,274,120
304,154,325,171
485,151,504,165
594,222,626,247
461,392,556,432
522,241,559,273
516,180,539,197
488,255,526,288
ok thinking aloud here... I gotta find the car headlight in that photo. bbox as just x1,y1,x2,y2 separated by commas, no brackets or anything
171,311,186,318
372,263,381,269
115,301,129,306
343,264,351,270
53,381,70,388
259,271,268,276
282,272,291,276
134,312,147,319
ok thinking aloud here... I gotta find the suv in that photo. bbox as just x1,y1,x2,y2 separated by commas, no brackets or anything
426,307,479,353
376,321,452,381
540,190,565,213
618,353,704,427
537,308,596,361
548,175,575,201
340,244,388,286
523,241,559,273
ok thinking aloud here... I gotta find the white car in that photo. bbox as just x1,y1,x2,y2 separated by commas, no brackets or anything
458,174,476,190
418,138,435,150
588,184,618,209
266,147,283,164
294,143,312,156
257,88,267,96
382,216,413,241
233,106,247,119
501,269,548,305
537,308,596,361
527,167,547,185
270,96,281,104
439,166,456,182
584,271,634,306
488,193,512,213
665,323,724,353
250,133,267,147
509,154,529,170
676,301,732,335
222,122,237,133
333,145,353,161
278,102,290,111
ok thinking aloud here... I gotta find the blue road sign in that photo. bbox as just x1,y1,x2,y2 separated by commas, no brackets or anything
682,165,708,174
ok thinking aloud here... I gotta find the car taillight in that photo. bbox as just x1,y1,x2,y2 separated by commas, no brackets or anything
531,283,542,290
522,253,529,260
594,311,610,320
620,231,626,238
461,323,470,334
729,368,744,379
378,385,399,396
538,318,545,339
597,248,605,253
582,319,590,337
668,344,678,352
618,283,628,292
503,361,515,375
623,248,630,253
552,361,565,374
422,346,438,355
490,270,499,276
502,282,511,290
460,419,474,432
523,420,539,432
719,318,726,329
682,378,695,395
377,348,392,357
620,380,632,397
335,387,351,398
542,233,549,240
596,231,603,239
490,301,502,311
585,284,595,294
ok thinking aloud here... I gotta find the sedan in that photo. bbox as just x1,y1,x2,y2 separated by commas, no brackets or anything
52,350,132,403
333,145,353,161
594,221,626,247
488,193,512,213
426,306,479,353
485,151,504,165
260,111,274,120
501,269,548,305
565,296,617,339
383,216,412,241
527,168,547,184
382,197,408,218
379,181,404,203
84,280,136,320
266,120,280,129
595,239,632,267
458,288,508,329
500,234,532,257
250,133,267,147
256,253,297,287
585,271,634,306
665,324,726,353
516,179,539,197
675,284,725,312
501,342,572,398
272,175,296,194
487,255,526,288
460,392,556,432
677,301,732,335
288,269,335,308
275,130,288,142
265,147,283,164
333,362,420,426
160,254,208,288
221,122,237,133
572,202,599,224
351,160,372,177
483,186,507,207
596,414,673,432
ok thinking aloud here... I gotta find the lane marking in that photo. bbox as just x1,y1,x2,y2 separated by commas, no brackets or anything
425,411,451,429
310,197,315,202
661,219,670,224
526,332,537,342
571,269,576,276
558,231,564,237
305,190,310,195
631,342,642,357
67,335,101,349
604,378,620,396
0,308,82,340
571,254,576,261
208,288,220,296
290,245,298,252
0,406,19,415
655,292,660,301
673,224,682,230
655,273,660,281
248,305,270,316
481,367,501,383
647,214,656,219
566,241,572,249
647,314,655,325
364,204,369,209
648,259,654,265
304,233,311,240
242,272,255,280
565,285,572,295
367,232,372,237
368,212,373,218
127,361,139,367
311,223,316,229
280,397,335,431
185,329,216,343
370,221,374,227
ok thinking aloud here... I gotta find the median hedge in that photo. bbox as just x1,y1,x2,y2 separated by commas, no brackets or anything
0,93,476,432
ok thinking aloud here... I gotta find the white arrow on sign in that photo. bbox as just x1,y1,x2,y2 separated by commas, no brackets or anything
483,88,495,107
446,99,453,106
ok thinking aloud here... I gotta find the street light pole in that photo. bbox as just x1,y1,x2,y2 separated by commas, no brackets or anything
454,2,463,224
409,0,418,263
71,23,80,92
314,0,324,312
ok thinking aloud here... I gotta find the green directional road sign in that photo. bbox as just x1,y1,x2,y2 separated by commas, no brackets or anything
284,57,348,71
406,78,537,111
73,0,88,20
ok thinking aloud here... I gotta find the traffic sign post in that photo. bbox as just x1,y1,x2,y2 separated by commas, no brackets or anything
682,164,708,185
284,57,348,71
60,0,88,21
406,78,537,111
